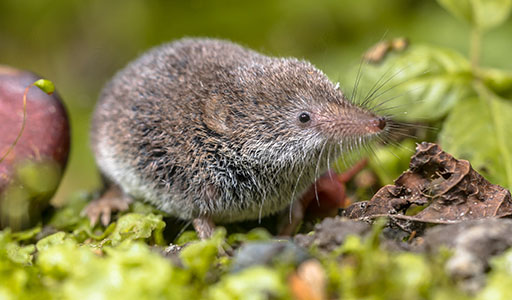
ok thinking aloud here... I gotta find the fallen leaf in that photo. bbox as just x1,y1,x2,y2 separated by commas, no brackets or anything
344,142,512,233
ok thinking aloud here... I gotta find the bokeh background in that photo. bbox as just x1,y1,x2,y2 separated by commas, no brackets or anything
1,0,511,204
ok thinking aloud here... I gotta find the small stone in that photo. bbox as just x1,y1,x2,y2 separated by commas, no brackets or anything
420,219,512,293
231,239,309,272
294,216,371,253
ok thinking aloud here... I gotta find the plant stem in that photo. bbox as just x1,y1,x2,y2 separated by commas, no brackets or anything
0,84,31,164
470,26,512,188
470,28,481,71
475,82,512,190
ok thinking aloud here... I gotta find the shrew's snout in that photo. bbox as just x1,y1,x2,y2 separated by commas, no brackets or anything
366,116,388,133
377,117,387,130
316,104,389,139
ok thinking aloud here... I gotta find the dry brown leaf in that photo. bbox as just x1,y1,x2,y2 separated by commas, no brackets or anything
344,142,512,233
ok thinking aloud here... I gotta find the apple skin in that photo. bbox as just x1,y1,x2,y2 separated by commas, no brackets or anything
0,65,70,230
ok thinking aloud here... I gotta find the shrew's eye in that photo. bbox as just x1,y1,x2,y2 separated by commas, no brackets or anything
298,112,311,123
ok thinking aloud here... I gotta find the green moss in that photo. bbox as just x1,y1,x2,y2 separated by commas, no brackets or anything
3,196,512,299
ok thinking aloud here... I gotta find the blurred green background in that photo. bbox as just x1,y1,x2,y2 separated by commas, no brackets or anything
1,0,511,204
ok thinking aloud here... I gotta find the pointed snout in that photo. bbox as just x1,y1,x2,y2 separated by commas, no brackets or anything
365,116,387,133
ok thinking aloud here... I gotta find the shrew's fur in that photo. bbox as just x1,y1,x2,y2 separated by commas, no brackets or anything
91,38,388,222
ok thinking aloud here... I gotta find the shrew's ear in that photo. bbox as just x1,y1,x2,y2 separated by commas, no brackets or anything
202,95,233,135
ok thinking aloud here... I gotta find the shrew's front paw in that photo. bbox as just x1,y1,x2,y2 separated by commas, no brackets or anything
81,185,132,226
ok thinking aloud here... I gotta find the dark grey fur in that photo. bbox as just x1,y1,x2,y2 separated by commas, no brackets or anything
91,38,387,223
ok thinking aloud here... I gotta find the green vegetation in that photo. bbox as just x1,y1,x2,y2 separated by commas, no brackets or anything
366,0,512,189
2,196,512,299
2,0,512,203
2,0,512,299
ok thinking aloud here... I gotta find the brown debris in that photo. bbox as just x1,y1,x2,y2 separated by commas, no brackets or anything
289,259,327,300
279,159,368,236
363,37,409,63
343,142,512,233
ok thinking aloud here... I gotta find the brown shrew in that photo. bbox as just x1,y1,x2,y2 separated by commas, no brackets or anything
86,38,390,238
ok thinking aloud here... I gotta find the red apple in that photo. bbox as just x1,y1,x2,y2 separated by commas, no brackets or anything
0,65,70,230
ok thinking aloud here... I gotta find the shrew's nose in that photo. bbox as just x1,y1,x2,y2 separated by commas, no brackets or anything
368,117,387,132
377,117,387,130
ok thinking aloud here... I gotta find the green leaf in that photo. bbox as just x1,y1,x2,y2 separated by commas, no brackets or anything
439,91,512,190
106,213,166,246
478,248,512,299
36,231,67,252
33,79,55,95
227,228,272,246
180,228,226,280
357,45,474,122
369,139,416,185
10,225,41,242
437,0,473,24
6,243,35,265
482,67,512,99
48,193,90,231
208,266,288,300
0,233,50,298
35,237,195,299
36,239,84,279
175,230,199,246
437,0,512,31
131,200,167,215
